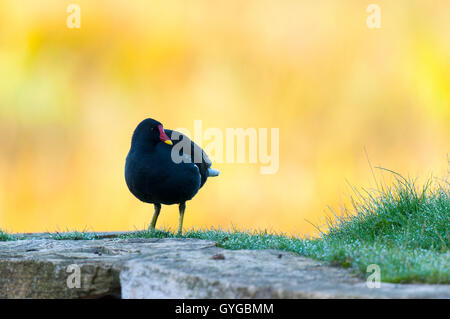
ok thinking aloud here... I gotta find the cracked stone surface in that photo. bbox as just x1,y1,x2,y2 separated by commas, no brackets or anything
0,235,449,298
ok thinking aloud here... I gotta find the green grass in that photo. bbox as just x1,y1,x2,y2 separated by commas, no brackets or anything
0,229,17,241
0,228,99,241
1,166,449,284
44,230,100,240
304,167,450,283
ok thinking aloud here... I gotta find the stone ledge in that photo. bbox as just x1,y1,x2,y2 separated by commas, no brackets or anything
0,236,448,298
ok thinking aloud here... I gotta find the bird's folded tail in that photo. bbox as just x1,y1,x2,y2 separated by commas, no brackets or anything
207,168,220,177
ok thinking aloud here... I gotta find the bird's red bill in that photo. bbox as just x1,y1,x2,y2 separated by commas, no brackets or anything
158,125,173,145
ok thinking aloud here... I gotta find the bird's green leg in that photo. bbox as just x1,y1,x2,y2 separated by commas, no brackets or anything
149,203,161,231
177,202,186,235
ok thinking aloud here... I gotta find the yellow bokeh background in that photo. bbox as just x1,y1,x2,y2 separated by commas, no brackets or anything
0,1,449,235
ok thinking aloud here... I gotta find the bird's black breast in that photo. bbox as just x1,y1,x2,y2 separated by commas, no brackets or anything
125,142,201,205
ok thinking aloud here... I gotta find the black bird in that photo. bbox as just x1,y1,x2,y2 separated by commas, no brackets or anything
125,118,219,234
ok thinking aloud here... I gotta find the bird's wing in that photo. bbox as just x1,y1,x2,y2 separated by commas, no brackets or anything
165,129,212,188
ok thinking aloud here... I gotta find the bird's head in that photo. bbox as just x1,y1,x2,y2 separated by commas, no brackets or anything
131,118,173,147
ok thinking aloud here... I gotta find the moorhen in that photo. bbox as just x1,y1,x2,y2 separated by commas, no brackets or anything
125,118,219,234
